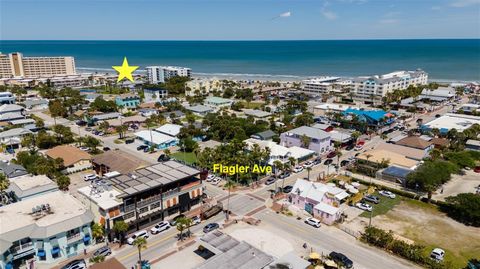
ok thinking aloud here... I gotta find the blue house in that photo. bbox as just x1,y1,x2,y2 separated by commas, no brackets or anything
115,94,140,109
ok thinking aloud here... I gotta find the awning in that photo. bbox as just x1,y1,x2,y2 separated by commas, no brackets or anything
83,235,91,243
5,263,13,269
51,247,60,255
37,250,46,257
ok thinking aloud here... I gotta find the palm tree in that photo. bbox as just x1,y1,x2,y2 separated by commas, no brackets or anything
91,223,105,244
133,237,147,267
336,151,343,170
224,180,236,220
365,153,373,184
176,217,193,240
306,167,312,181
113,221,129,246
273,160,283,193
300,134,311,149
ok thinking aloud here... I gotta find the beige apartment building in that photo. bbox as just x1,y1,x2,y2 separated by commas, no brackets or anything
0,52,76,78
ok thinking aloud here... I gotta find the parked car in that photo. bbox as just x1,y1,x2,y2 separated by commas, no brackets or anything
211,177,221,185
345,144,355,151
303,161,314,168
327,151,337,158
203,223,220,233
127,230,149,245
282,185,293,193
340,160,350,167
356,202,373,212
125,138,135,144
329,252,353,268
364,194,380,204
475,166,480,173
150,221,170,234
324,159,333,165
379,190,396,199
83,174,98,181
61,259,86,269
278,172,291,179
312,158,322,165
103,147,111,151
137,145,148,151
158,154,170,162
292,166,304,173
76,120,87,126
430,248,445,262
206,174,216,182
169,214,186,226
265,177,276,185
305,217,321,228
93,246,111,257
191,216,201,225
85,127,92,132
78,146,89,151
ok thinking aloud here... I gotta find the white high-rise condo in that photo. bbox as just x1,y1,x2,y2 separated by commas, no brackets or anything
0,52,76,78
351,70,428,103
146,66,191,84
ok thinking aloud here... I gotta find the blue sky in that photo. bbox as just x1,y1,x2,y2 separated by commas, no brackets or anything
1,0,479,40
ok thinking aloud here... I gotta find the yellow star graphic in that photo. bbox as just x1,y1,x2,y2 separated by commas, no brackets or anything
112,57,139,82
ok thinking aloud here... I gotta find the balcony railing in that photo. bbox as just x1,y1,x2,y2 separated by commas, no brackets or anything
122,183,203,214
11,242,33,254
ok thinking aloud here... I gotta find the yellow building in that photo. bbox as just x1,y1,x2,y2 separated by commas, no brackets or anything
0,52,76,78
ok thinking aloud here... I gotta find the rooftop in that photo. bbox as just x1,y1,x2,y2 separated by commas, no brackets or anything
204,96,233,105
0,191,93,254
187,104,214,113
8,174,57,198
396,136,433,150
283,126,331,140
357,149,419,169
92,150,147,174
155,123,183,137
243,109,272,118
0,161,28,178
45,145,92,166
135,130,178,145
106,160,200,198
198,231,274,269
422,113,480,132
375,142,427,161
77,184,123,210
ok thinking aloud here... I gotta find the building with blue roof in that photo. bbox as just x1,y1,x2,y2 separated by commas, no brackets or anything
343,108,394,125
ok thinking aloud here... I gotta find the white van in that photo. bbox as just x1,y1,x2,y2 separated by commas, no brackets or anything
127,230,149,245
430,248,445,262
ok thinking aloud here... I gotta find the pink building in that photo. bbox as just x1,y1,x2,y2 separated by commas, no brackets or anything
289,179,349,225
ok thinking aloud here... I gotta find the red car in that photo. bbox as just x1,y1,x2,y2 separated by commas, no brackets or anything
474,166,480,173
327,151,337,158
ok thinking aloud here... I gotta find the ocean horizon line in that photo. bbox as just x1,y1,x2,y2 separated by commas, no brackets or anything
2,38,480,42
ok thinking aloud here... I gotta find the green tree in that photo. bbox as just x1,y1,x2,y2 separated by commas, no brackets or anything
48,99,67,125
0,173,9,192
442,193,480,227
113,221,129,245
407,160,458,200
55,174,70,190
294,112,314,127
83,136,101,153
133,237,147,267
91,222,105,243
300,134,311,148
224,180,237,220
176,217,192,241
90,97,117,112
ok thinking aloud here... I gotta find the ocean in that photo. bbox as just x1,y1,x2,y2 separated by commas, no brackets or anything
0,40,479,81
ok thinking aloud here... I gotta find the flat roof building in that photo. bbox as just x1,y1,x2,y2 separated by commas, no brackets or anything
0,52,76,78
421,113,480,133
7,175,58,201
146,66,191,84
0,191,93,268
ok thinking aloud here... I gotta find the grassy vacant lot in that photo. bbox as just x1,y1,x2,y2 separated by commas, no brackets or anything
170,152,197,165
240,101,264,109
371,199,480,268
360,191,401,218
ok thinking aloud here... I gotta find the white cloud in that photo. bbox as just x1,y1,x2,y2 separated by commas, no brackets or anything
450,0,480,7
321,0,337,20
321,10,338,20
279,11,291,18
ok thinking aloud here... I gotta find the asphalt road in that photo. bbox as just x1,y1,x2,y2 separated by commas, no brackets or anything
254,209,419,269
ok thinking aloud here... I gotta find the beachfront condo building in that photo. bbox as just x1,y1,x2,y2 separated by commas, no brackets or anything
146,66,191,84
351,70,428,104
301,76,344,95
0,52,76,78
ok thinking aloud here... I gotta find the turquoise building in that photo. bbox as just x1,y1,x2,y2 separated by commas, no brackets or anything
115,94,141,109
